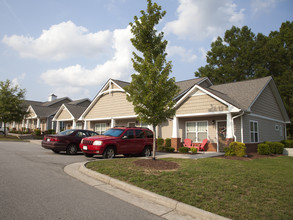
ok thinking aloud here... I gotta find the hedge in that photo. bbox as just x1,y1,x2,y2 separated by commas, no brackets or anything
224,142,246,157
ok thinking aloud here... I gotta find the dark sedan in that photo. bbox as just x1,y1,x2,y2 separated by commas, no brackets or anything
42,129,98,155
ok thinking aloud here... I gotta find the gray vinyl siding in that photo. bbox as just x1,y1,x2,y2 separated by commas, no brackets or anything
243,115,285,143
250,83,284,121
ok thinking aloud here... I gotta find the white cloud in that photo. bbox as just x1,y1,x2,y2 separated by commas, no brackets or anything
251,0,277,14
163,0,245,40
12,72,26,88
2,21,113,60
199,47,207,60
167,45,197,63
53,86,90,100
40,26,134,92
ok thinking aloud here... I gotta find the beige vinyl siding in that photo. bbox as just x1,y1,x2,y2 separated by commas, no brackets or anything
58,109,72,120
250,84,284,121
27,108,37,118
159,119,173,139
85,92,135,119
176,94,228,115
243,115,285,143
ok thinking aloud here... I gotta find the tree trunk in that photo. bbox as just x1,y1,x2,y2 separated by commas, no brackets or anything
152,125,156,160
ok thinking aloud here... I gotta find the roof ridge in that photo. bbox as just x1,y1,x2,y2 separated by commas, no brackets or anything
175,77,206,83
212,76,272,87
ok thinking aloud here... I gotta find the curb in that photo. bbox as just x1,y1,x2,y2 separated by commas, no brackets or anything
80,162,229,220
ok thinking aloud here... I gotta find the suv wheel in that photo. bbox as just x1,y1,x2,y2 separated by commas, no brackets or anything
142,146,152,157
103,147,115,159
66,144,78,155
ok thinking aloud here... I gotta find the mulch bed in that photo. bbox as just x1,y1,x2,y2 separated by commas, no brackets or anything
216,152,283,161
133,159,179,170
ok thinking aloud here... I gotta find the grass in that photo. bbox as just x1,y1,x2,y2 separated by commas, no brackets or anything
0,135,29,142
87,156,293,220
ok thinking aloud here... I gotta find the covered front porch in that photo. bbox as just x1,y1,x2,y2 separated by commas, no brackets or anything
169,112,241,152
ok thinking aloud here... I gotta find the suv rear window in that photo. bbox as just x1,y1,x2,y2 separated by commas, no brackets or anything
145,130,153,138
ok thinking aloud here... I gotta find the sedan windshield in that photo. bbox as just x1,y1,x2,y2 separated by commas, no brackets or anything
59,129,75,136
103,129,124,137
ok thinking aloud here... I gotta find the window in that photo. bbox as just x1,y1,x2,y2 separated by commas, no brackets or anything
250,121,259,143
135,129,145,138
76,122,83,129
128,122,136,127
95,123,106,135
123,129,134,139
76,131,86,138
146,130,153,138
186,121,208,142
275,125,279,131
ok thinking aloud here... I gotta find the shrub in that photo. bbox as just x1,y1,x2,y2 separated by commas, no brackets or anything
257,143,270,155
281,140,293,148
274,142,284,154
158,145,166,152
179,147,189,153
48,129,56,134
165,138,171,148
224,142,246,157
165,147,175,153
34,129,41,136
224,147,235,156
157,138,164,146
190,147,198,154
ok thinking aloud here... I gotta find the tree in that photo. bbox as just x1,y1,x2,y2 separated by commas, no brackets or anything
124,0,179,160
0,80,27,135
195,21,293,137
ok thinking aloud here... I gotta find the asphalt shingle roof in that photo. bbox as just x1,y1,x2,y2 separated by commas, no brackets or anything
207,76,272,110
64,104,89,119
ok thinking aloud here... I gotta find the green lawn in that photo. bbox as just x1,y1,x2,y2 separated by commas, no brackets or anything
0,135,29,142
87,156,293,220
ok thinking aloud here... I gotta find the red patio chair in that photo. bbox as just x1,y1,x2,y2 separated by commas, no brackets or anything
194,139,208,151
183,138,192,148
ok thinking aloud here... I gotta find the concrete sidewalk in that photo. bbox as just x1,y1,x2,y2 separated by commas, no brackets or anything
65,154,229,220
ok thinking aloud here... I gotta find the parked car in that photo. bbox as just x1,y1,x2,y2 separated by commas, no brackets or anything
80,127,153,158
0,126,5,134
42,129,98,155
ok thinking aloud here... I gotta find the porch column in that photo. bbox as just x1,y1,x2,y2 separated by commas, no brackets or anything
26,119,29,129
51,121,54,130
56,121,60,133
226,112,233,138
226,112,234,146
171,116,181,151
37,118,40,129
172,116,179,138
83,120,88,130
22,120,25,128
111,118,116,128
72,120,77,129
12,121,16,128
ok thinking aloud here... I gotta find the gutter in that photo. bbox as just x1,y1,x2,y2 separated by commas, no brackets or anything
232,111,245,142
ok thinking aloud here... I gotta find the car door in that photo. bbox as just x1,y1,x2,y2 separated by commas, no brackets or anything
119,129,138,154
135,129,146,153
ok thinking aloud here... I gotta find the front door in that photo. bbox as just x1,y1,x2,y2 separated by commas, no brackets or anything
217,121,226,152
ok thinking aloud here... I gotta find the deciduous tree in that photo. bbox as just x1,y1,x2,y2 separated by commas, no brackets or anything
125,0,179,159
0,80,27,135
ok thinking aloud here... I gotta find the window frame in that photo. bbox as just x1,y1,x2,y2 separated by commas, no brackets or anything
185,121,208,143
249,120,259,143
95,123,107,135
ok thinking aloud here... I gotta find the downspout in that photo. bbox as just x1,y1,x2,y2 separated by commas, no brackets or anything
232,111,245,142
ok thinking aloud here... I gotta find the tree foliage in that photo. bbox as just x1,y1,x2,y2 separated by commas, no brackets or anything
0,80,27,134
195,21,293,136
124,0,179,159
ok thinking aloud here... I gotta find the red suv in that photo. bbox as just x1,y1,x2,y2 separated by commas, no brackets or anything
80,127,153,158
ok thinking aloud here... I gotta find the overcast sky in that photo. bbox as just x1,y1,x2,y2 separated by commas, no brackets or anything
0,0,292,102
